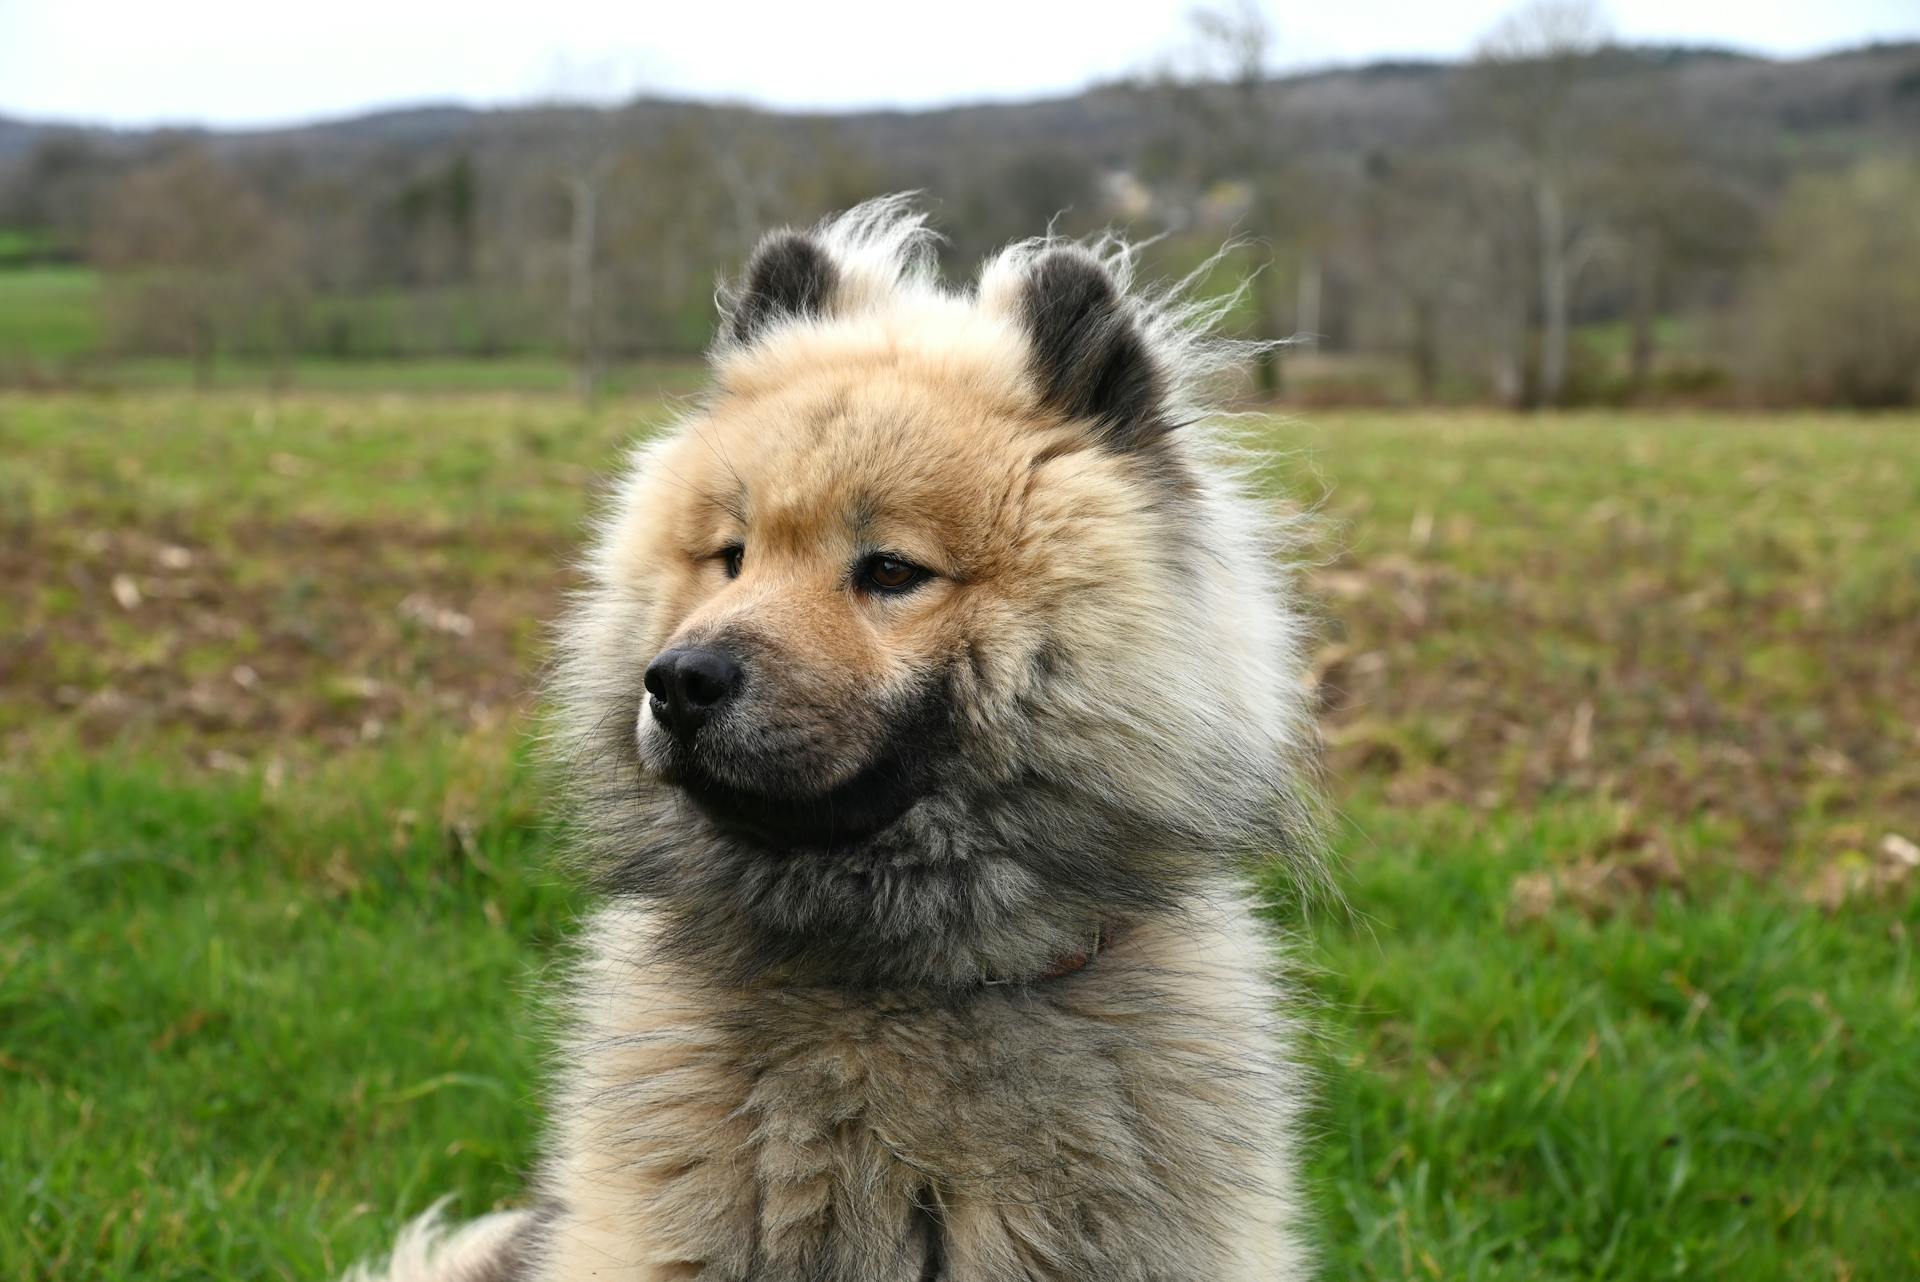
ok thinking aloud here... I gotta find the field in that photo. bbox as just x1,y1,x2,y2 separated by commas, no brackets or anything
3,392,1917,1280
0,267,102,362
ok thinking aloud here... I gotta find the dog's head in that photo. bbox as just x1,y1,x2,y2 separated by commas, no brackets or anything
557,198,1317,988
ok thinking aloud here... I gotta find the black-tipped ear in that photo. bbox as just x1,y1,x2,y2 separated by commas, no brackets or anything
729,232,837,345
1019,248,1167,451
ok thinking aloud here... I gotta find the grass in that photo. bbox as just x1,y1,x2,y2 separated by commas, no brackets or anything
1301,800,1916,1280
1,740,566,1279
0,263,710,392
3,392,1916,1279
98,356,712,396
0,267,103,360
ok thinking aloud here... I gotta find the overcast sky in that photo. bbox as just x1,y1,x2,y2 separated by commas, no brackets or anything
3,0,1915,128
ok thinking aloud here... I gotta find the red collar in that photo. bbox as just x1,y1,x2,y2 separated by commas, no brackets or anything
1033,923,1117,982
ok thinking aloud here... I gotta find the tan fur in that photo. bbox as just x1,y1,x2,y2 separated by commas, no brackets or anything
345,199,1320,1281
344,1203,537,1282
538,902,1306,1281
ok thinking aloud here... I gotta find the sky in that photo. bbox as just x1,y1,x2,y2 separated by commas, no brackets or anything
2,0,1915,129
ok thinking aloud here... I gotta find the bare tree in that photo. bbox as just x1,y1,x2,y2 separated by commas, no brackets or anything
1350,154,1490,401
92,147,302,387
592,115,881,359
529,56,654,400
514,103,644,399
1188,0,1273,87
563,147,615,400
1462,0,1613,406
1175,0,1304,395
4,132,116,250
1586,114,1754,395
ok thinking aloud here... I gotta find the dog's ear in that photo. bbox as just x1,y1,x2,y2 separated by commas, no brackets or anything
728,231,838,345
1016,247,1167,451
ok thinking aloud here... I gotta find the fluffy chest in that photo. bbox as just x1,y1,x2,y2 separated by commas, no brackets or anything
539,909,1301,1281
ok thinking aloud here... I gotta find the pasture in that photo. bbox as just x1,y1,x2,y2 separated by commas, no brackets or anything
2,392,1916,1280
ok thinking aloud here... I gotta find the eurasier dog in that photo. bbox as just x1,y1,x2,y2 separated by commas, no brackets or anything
349,197,1321,1282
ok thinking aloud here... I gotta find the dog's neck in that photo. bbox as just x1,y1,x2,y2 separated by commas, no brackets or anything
990,921,1118,987
714,919,1126,996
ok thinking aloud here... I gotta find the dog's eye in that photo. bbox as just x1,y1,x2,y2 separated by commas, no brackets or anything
719,544,745,579
857,554,928,595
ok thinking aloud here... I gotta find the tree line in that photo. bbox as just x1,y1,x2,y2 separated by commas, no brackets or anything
3,0,1916,405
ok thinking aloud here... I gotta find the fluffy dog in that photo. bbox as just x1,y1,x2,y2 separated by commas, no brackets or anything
349,197,1321,1282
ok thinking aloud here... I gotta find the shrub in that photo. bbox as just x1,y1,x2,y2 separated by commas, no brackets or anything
1740,160,1920,408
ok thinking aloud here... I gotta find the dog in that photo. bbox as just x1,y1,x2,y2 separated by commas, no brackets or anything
348,196,1322,1282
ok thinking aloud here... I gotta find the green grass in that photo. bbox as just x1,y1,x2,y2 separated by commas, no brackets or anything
1574,316,1698,362
0,740,570,1279
1298,799,1917,1280
3,394,1916,1279
0,230,68,266
0,267,103,360
0,260,709,389
99,356,711,395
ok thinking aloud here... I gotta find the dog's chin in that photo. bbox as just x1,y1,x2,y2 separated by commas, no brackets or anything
670,760,928,853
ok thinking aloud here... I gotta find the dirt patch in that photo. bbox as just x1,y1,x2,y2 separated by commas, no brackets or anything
7,408,1917,872
1,509,570,758
1307,550,1920,863
1799,831,1920,910
1507,829,1688,925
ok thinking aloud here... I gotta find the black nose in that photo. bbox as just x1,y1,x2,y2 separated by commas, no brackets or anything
644,646,743,737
